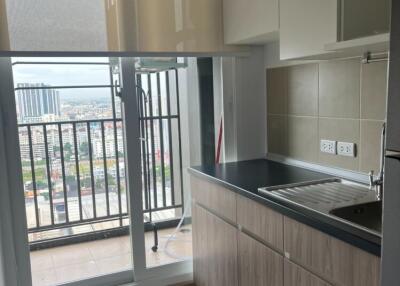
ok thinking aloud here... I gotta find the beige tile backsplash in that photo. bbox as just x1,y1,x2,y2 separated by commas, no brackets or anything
287,64,318,116
267,67,288,114
361,61,388,120
267,115,288,155
267,58,388,174
319,59,361,119
288,116,319,162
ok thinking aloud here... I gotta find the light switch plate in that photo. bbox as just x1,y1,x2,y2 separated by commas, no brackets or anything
320,139,337,154
337,142,356,157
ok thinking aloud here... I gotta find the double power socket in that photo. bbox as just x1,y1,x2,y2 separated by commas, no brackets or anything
320,139,356,157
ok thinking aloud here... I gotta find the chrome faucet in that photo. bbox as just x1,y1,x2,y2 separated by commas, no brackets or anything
369,122,386,200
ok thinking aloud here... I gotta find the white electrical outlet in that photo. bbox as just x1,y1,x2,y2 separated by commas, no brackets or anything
320,139,337,154
337,142,356,157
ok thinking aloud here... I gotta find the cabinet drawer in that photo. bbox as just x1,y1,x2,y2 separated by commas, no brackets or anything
192,203,238,286
284,217,380,286
284,259,331,286
237,195,283,251
238,231,283,286
191,175,236,223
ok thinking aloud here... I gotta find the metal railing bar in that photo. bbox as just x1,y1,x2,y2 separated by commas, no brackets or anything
111,79,123,227
43,125,55,225
58,123,70,223
17,116,178,128
166,71,175,206
18,118,122,128
148,74,158,209
140,115,179,120
86,122,97,218
14,84,119,91
157,73,167,208
27,200,183,234
12,61,110,66
27,203,184,233
137,76,149,211
143,204,183,213
27,126,40,228
144,91,152,212
141,75,153,214
73,123,83,221
175,69,185,211
101,121,111,216
28,213,128,233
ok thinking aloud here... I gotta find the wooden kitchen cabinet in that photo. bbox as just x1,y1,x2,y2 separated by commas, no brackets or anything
238,231,283,286
191,176,237,223
284,217,380,286
284,260,332,286
192,203,238,286
191,175,380,286
222,0,278,45
237,195,283,251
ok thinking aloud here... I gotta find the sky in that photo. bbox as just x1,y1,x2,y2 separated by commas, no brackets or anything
11,57,113,103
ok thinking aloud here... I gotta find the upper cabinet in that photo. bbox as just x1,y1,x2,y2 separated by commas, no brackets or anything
223,0,279,45
279,0,338,60
280,0,391,60
339,0,390,41
105,0,244,53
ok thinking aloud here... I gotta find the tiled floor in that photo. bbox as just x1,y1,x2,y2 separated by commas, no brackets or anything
31,225,192,286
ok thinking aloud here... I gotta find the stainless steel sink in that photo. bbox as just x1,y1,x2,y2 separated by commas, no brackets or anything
330,201,382,233
258,178,381,234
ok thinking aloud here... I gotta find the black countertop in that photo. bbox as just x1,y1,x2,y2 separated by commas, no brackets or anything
188,159,381,256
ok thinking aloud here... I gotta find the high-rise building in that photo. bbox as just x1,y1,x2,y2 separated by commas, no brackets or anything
15,83,61,122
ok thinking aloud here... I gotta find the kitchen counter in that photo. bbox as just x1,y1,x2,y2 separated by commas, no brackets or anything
188,159,381,256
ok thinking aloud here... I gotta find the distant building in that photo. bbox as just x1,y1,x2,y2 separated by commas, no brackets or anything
15,83,61,122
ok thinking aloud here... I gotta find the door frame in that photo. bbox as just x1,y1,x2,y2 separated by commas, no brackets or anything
0,56,192,286
0,57,32,286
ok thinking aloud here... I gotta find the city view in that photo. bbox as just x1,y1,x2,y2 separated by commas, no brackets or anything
13,59,183,242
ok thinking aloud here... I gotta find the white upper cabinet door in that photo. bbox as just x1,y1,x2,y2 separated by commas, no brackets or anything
279,0,338,60
279,0,391,60
223,0,279,45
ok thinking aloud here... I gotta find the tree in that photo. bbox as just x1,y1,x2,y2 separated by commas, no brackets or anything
79,142,89,156
64,143,72,153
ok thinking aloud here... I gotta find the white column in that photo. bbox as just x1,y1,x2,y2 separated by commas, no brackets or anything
0,57,32,286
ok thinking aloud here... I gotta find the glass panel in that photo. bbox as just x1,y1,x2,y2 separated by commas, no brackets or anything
138,61,194,268
12,57,133,286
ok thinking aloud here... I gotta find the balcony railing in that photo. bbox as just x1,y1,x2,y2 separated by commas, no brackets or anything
15,62,184,247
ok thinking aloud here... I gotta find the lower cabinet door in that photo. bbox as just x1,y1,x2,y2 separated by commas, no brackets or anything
192,203,238,286
238,231,283,286
284,259,332,286
284,217,381,286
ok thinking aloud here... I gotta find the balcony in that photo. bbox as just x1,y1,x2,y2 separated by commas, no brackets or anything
31,226,192,286
13,59,192,285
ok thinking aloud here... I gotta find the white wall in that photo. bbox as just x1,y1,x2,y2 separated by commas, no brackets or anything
218,46,267,162
179,58,201,216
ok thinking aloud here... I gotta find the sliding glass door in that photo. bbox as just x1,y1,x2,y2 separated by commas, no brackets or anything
2,56,195,286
